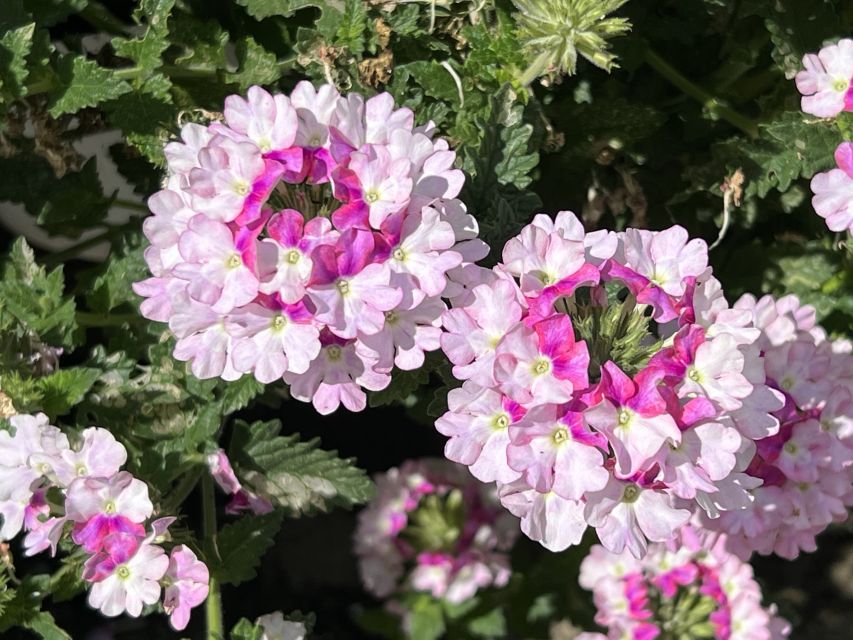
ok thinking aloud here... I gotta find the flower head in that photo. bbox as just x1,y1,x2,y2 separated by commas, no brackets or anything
512,0,632,77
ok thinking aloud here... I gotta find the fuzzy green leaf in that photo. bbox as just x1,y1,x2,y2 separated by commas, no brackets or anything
48,55,132,117
36,157,112,236
229,419,374,515
213,511,283,586
236,0,323,20
0,238,78,348
226,37,281,90
0,17,34,100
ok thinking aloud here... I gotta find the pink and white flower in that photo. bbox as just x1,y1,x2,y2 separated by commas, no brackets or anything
163,545,210,631
810,141,853,234
795,38,853,117
85,533,169,617
66,472,153,553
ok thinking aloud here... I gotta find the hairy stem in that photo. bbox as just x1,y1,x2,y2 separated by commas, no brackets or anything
43,229,116,267
79,1,133,35
642,46,759,138
202,474,224,640
518,50,552,87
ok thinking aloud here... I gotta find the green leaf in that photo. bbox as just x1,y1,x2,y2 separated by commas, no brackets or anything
0,238,78,348
49,553,87,603
460,85,541,252
0,16,35,101
104,86,177,166
236,0,323,20
48,54,132,117
230,618,264,640
213,511,283,586
85,235,148,313
38,367,101,418
335,0,368,53
24,612,72,640
406,595,446,640
111,0,174,77
229,419,374,515
0,574,51,633
749,0,842,78
36,157,112,237
226,37,280,90
467,607,507,638
219,376,265,415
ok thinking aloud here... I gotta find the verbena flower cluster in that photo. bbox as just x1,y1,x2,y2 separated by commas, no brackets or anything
0,413,208,629
133,83,484,415
354,459,517,605
703,294,853,559
579,527,790,640
797,38,853,233
436,211,789,558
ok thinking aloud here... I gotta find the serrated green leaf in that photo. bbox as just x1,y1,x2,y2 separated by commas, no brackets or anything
226,37,280,90
85,236,148,313
219,376,265,415
229,419,374,515
103,83,176,166
39,367,101,418
24,612,72,640
111,0,174,77
0,574,51,633
213,511,283,586
36,157,112,237
48,55,132,117
49,553,87,603
334,0,367,53
236,0,324,20
0,19,35,100
0,238,78,349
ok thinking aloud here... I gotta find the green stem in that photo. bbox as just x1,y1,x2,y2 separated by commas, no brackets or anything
43,229,115,267
79,1,133,35
112,197,148,212
642,46,759,139
76,311,143,327
202,475,224,640
518,50,552,87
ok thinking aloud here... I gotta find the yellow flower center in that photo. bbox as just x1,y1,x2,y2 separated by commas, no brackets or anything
116,565,130,580
622,484,640,503
531,357,551,376
393,247,406,261
286,249,301,265
687,366,702,383
233,180,250,196
617,408,632,427
493,413,510,429
226,253,242,269
364,190,380,204
326,345,342,361
271,315,287,331
104,500,117,514
336,279,350,296
552,426,570,444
